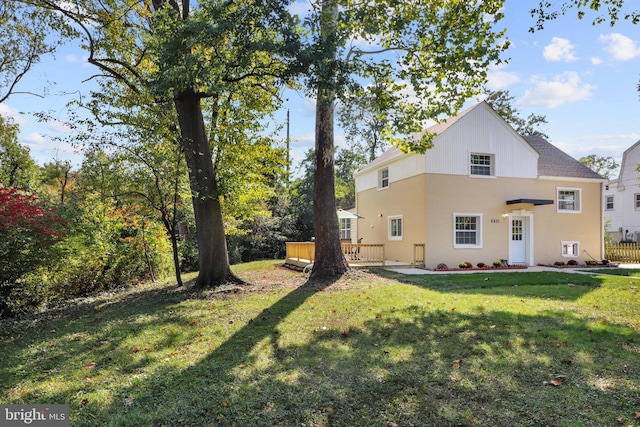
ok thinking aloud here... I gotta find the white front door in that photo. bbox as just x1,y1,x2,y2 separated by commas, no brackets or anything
509,216,528,265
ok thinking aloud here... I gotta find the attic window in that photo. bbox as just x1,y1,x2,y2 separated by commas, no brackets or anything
378,168,389,189
470,153,494,177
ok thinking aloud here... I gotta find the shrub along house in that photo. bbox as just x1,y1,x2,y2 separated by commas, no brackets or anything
354,101,605,269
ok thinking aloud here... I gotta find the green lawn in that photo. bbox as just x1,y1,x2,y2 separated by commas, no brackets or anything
1,261,639,426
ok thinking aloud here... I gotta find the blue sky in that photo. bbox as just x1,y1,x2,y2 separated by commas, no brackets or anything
1,0,639,178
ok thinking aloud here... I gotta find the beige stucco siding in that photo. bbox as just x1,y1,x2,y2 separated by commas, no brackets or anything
356,174,426,263
357,172,602,268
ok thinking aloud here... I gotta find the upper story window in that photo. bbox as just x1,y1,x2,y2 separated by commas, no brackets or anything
557,188,581,213
453,214,482,248
470,153,494,177
605,195,614,211
378,168,389,189
388,215,403,241
635,193,640,209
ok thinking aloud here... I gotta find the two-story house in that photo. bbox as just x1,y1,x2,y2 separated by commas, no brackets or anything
354,101,605,269
603,140,640,242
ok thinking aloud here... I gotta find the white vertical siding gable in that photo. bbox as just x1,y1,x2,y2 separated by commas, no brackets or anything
424,103,538,178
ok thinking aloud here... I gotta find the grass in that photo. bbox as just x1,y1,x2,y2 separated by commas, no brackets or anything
1,260,639,426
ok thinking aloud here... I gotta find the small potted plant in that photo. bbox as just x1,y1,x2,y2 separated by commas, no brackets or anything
554,261,565,267
458,261,472,269
567,259,578,266
492,260,502,268
436,263,449,270
477,262,486,268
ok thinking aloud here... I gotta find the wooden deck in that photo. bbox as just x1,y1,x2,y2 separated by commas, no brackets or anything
285,242,423,269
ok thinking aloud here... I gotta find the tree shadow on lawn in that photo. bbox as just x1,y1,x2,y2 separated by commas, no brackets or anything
28,278,638,426
376,270,605,301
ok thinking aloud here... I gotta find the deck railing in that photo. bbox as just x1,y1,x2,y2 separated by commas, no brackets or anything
413,243,425,266
605,243,640,263
285,242,386,266
341,243,385,265
285,242,316,263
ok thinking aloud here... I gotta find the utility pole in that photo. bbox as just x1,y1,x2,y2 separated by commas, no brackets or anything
286,108,290,185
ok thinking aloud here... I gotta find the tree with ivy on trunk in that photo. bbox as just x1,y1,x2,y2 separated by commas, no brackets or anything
303,0,510,279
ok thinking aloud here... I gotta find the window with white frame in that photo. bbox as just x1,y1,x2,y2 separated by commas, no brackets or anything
557,188,581,212
635,194,640,209
378,168,389,189
339,218,351,240
605,195,614,211
388,216,403,240
561,241,579,258
454,214,482,248
470,153,494,176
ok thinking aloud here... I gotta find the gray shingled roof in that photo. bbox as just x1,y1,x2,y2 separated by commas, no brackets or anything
522,135,604,180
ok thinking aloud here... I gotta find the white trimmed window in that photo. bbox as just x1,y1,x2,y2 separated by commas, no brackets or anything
605,195,614,211
339,218,351,240
454,214,482,248
562,241,579,258
470,153,494,177
557,188,581,213
635,193,640,209
378,168,389,189
388,215,403,241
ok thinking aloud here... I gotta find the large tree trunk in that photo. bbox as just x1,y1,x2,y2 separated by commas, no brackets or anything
311,0,349,279
173,88,236,289
312,91,349,279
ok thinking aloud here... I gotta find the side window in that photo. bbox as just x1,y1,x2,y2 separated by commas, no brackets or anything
557,188,581,213
388,216,403,241
339,218,351,240
605,196,614,211
453,214,482,248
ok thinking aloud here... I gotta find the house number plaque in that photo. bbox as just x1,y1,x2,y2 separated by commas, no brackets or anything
490,219,500,224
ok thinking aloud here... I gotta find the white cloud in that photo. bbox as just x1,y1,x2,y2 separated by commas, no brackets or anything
22,132,46,145
521,72,594,108
590,57,603,65
486,69,520,90
0,103,28,126
599,33,640,61
47,119,73,133
543,37,578,62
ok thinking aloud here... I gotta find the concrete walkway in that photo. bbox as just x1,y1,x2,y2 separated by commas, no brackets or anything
386,264,640,275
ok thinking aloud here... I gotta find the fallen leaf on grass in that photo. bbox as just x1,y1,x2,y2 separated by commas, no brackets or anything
80,398,88,406
635,411,640,419
376,313,382,319
452,359,462,369
189,321,197,326
387,422,398,427
547,376,565,386
221,402,228,408
124,396,134,406
84,362,96,369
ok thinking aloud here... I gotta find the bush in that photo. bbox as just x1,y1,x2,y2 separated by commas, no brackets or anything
567,259,578,266
436,263,448,270
492,260,502,267
477,262,486,268
554,261,565,266
0,187,66,317
458,261,472,269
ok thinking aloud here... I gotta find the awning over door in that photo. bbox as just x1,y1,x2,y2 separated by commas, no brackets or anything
506,199,553,210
